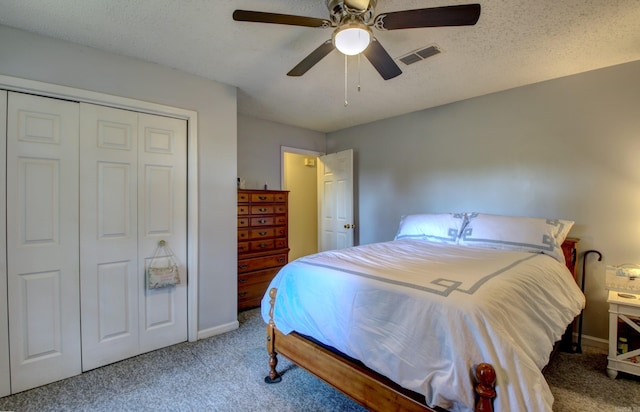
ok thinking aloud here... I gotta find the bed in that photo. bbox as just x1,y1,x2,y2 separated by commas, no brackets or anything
260,213,585,412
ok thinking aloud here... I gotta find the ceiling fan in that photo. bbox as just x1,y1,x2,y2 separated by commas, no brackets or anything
233,0,481,80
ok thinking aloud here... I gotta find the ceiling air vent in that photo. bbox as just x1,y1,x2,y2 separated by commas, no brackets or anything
399,44,442,66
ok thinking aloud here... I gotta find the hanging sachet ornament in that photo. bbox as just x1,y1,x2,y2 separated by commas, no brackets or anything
147,240,181,289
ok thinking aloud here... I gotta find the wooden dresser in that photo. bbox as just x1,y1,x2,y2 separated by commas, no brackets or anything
237,189,289,310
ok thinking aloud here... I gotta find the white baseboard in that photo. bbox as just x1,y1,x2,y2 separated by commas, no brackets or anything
579,334,609,351
197,320,239,340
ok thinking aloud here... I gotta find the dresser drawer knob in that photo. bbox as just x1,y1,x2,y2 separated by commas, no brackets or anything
239,292,248,297
259,196,267,200
258,243,267,248
239,264,248,269
258,208,268,212
239,278,248,283
259,231,267,236
278,257,285,263
258,219,267,224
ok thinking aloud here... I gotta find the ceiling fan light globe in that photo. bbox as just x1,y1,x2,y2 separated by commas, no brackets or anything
333,26,371,55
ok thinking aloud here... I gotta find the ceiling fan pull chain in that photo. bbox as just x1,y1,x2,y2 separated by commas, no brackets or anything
344,54,349,106
357,53,361,92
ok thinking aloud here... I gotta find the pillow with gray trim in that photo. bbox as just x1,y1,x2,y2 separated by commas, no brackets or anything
458,213,574,262
394,213,467,244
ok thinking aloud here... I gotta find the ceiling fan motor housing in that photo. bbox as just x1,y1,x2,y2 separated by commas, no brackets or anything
326,0,377,26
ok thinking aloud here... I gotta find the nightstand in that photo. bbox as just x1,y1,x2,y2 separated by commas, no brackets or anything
607,290,640,379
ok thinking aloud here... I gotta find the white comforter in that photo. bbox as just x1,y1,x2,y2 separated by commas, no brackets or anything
261,239,585,412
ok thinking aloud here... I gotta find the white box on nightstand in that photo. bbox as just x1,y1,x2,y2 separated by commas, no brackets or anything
606,265,640,293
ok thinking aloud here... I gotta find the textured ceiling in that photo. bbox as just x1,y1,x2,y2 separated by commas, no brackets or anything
0,0,639,133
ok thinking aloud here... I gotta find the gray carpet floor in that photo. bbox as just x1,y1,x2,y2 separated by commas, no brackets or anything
0,308,638,411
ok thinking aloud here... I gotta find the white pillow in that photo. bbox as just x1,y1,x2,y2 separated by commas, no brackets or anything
395,213,467,244
458,213,574,262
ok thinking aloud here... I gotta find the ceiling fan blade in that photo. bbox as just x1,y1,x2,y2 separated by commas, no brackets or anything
362,38,402,80
233,10,330,28
375,4,481,30
287,40,335,77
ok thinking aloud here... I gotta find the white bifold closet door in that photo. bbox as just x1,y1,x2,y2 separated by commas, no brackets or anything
3,92,188,394
6,92,82,393
79,103,187,371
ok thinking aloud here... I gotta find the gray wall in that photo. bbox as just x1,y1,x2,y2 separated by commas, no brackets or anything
237,114,326,190
0,25,238,332
327,59,640,342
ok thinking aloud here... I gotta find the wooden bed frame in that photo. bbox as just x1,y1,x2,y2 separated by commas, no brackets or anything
263,238,579,412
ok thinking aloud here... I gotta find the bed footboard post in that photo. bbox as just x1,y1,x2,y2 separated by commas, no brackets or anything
474,363,496,412
264,288,282,384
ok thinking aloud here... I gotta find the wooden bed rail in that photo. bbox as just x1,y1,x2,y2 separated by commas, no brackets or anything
264,287,496,412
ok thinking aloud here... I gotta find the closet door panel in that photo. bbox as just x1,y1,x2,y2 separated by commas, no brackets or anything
145,165,173,234
0,90,9,397
80,103,140,371
6,92,81,393
138,113,187,353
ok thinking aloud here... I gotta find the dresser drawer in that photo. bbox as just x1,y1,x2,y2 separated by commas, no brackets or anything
238,253,288,273
237,229,249,241
238,268,281,309
249,239,274,252
251,216,274,226
237,192,250,203
238,267,280,287
238,280,271,309
251,205,274,214
251,193,275,203
238,217,249,227
238,205,249,215
250,216,286,227
249,228,275,239
238,242,249,254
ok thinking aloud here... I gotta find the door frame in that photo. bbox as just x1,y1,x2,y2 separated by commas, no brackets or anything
0,74,199,342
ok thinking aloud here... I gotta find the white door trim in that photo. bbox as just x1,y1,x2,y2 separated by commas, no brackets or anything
0,74,199,342
0,90,9,397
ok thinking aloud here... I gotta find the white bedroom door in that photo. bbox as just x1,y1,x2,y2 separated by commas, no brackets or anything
79,104,187,370
6,92,82,393
0,90,9,398
317,149,354,252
